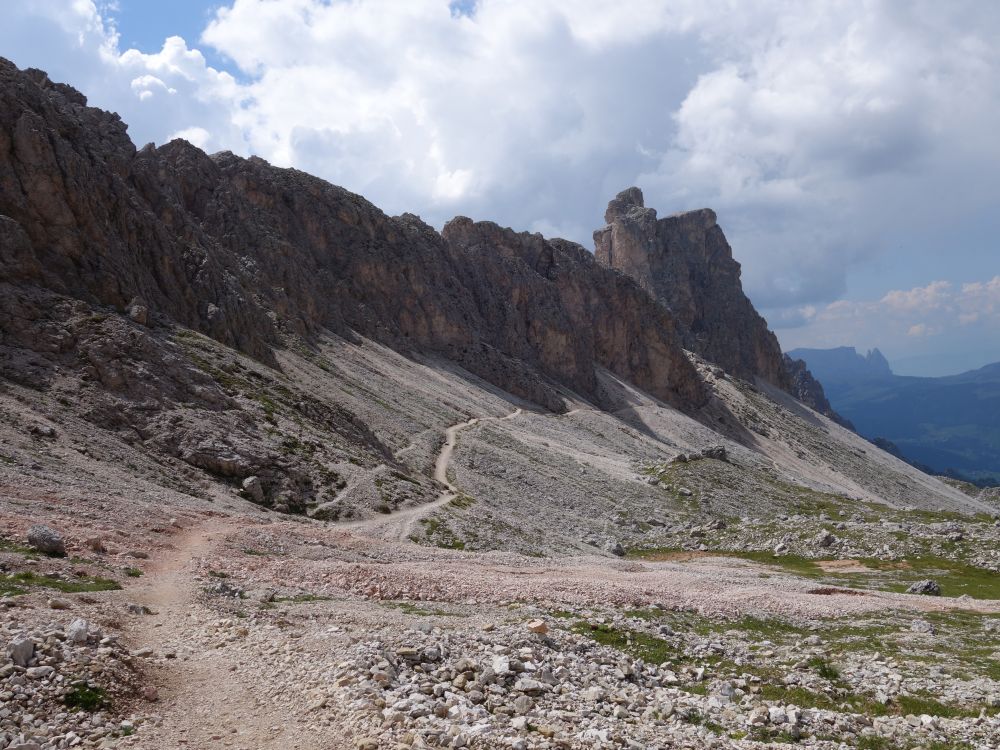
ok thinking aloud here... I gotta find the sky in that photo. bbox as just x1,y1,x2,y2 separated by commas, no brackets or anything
2,0,998,376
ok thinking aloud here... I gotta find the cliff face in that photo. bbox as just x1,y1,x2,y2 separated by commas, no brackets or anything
441,219,706,410
0,59,705,415
593,188,790,388
782,355,856,429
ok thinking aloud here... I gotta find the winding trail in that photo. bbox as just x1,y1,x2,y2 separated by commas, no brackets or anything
343,407,522,540
123,519,332,750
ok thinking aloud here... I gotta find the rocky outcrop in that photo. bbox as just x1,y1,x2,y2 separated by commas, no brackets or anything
441,219,706,411
0,59,708,417
594,188,790,388
782,355,855,429
0,58,711,429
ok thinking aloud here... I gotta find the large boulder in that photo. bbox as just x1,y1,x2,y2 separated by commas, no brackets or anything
26,524,65,556
906,579,942,596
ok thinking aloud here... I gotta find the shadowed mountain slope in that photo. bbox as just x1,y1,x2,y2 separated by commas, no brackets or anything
0,58,987,535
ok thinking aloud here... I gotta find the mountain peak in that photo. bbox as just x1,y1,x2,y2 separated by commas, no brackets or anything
594,191,788,387
603,185,651,224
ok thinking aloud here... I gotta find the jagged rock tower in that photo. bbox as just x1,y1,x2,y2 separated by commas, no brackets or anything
593,187,790,387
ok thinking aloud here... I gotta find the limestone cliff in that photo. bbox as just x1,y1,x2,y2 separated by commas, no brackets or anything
0,59,705,418
594,187,790,387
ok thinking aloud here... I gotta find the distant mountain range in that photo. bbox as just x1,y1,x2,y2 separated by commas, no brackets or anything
788,347,1000,485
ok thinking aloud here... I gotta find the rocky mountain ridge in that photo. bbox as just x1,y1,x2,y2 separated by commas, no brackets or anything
3,57,1000,750
593,187,842,423
0,58,707,418
0,57,964,523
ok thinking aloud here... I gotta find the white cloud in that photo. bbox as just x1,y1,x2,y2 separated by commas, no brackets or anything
1,0,999,368
0,3,244,153
881,281,953,313
168,126,212,150
778,275,1000,364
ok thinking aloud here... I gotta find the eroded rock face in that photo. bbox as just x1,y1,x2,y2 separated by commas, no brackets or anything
441,219,707,412
594,188,790,388
782,355,855,429
0,59,704,415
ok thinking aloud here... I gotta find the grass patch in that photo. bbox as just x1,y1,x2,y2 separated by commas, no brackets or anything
571,621,674,665
1,571,121,595
854,738,890,750
629,548,1000,600
64,682,107,711
449,494,476,509
0,537,38,557
807,656,840,680
124,567,143,578
418,517,466,550
383,601,457,616
896,693,981,719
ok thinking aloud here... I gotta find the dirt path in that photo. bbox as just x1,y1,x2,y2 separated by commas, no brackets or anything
123,519,334,750
344,408,522,541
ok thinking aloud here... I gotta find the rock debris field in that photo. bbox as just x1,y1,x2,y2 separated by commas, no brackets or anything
3,505,1000,750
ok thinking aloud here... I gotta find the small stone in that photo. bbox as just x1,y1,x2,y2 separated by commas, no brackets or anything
814,529,837,548
85,536,106,553
48,597,72,610
604,539,626,557
127,297,149,325
67,618,90,643
242,476,265,503
526,619,548,634
910,619,935,634
514,678,546,696
512,695,533,714
142,685,159,702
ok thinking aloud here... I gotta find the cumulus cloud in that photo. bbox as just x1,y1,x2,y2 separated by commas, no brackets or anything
779,275,1000,369
0,3,245,153
882,281,953,313
1,0,999,368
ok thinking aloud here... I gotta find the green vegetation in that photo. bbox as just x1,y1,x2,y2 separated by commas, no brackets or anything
570,621,674,665
807,656,840,680
64,682,107,711
0,571,121,596
854,737,891,750
383,601,458,616
272,593,331,603
417,517,466,550
0,537,38,556
124,567,143,578
630,547,1000,600
449,494,476,509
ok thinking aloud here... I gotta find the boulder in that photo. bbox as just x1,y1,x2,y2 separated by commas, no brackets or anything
906,580,941,596
26,524,65,555
67,618,90,644
8,636,34,666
